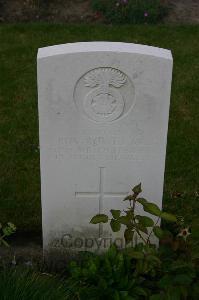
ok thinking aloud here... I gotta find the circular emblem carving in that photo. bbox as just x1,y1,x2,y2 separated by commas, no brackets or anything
74,67,135,122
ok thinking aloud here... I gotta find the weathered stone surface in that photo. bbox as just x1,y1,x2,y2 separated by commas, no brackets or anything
37,42,173,252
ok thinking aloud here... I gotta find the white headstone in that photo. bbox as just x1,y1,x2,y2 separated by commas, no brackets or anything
37,42,173,252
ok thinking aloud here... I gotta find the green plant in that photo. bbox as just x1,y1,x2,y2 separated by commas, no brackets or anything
0,268,70,300
90,183,177,246
67,243,199,299
67,244,157,299
91,0,168,24
150,260,199,300
0,222,16,247
65,184,196,299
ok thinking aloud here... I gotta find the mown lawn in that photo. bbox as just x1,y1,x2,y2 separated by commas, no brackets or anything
0,24,198,237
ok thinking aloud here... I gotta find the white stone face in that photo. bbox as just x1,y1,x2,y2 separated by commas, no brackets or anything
37,42,173,252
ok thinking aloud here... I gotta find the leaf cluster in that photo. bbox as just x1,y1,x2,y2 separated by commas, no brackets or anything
90,183,177,246
86,184,198,299
67,244,157,300
0,222,16,247
66,244,199,300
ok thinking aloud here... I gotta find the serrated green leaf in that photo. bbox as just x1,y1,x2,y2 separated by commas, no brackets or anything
136,215,154,227
136,198,148,206
132,183,142,194
161,212,177,222
137,224,148,234
126,209,134,216
3,227,12,236
143,203,161,216
119,216,130,226
90,214,108,224
124,229,134,244
110,209,121,219
153,226,164,239
110,219,121,232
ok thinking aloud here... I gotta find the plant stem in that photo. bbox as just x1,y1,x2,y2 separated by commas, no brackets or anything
135,228,147,244
147,217,160,244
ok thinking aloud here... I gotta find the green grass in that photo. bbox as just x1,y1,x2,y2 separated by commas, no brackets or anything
0,268,70,299
0,24,198,235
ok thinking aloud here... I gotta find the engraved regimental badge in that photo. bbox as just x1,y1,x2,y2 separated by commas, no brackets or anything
74,67,135,123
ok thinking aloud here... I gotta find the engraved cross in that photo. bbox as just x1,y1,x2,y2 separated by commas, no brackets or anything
75,167,127,236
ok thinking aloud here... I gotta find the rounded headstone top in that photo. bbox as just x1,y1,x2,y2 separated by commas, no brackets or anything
37,42,172,61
